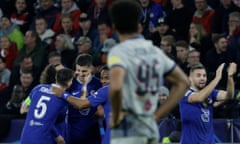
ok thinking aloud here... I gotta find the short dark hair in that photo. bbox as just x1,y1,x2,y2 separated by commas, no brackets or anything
110,0,141,34
40,64,57,84
212,33,225,44
175,40,189,49
48,51,61,60
75,53,93,66
100,65,109,73
189,64,205,74
21,68,34,76
56,68,74,87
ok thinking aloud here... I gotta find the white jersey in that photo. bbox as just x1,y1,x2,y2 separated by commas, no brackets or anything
108,35,175,139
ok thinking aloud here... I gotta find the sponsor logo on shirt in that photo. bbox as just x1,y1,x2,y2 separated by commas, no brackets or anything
72,91,80,96
29,120,44,126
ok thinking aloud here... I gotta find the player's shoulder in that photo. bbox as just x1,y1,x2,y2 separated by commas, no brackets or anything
32,84,49,91
98,85,109,92
89,76,102,86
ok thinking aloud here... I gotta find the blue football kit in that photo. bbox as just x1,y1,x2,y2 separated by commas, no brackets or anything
88,85,111,144
67,77,102,144
179,87,218,144
21,84,68,144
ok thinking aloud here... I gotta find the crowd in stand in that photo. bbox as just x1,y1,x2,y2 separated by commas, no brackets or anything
0,0,240,142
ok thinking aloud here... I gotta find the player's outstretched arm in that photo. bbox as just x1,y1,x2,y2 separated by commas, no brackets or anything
51,85,91,110
64,95,91,110
155,66,190,121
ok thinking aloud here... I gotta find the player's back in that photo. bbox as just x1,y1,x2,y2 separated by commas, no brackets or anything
109,36,175,115
21,84,67,144
108,36,176,139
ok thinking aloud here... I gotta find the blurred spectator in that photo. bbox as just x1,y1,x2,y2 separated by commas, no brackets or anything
33,0,59,29
87,0,110,28
156,86,180,119
151,17,177,46
139,0,166,38
35,16,55,46
0,56,11,92
75,36,92,54
0,36,18,70
53,0,81,32
9,55,40,90
13,30,48,70
54,13,78,38
0,85,25,116
74,13,98,44
54,34,76,68
101,38,116,64
10,0,33,34
0,68,35,107
189,22,213,63
0,15,24,50
185,49,202,75
205,34,233,88
158,86,170,106
175,40,189,72
227,12,240,76
211,0,235,36
0,84,26,141
160,35,177,61
166,0,193,41
93,21,117,53
47,51,62,65
192,0,215,35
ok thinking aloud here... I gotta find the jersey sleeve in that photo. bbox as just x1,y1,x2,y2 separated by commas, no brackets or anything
87,86,108,107
210,89,219,101
29,85,42,100
107,46,127,69
182,89,194,103
155,47,176,75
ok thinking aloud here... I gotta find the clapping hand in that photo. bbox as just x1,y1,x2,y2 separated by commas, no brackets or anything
215,63,225,81
228,62,237,77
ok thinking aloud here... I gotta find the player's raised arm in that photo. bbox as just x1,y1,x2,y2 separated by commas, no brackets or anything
216,62,237,101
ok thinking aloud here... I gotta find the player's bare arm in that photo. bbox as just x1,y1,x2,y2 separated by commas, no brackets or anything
155,66,189,121
109,66,125,127
51,85,91,110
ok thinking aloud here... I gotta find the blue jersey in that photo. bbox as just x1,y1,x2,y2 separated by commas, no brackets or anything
179,87,218,144
88,86,111,144
67,76,102,144
21,84,68,144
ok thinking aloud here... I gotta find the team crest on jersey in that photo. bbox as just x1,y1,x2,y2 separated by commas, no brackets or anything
150,13,154,18
79,108,90,115
90,90,96,95
200,108,210,122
